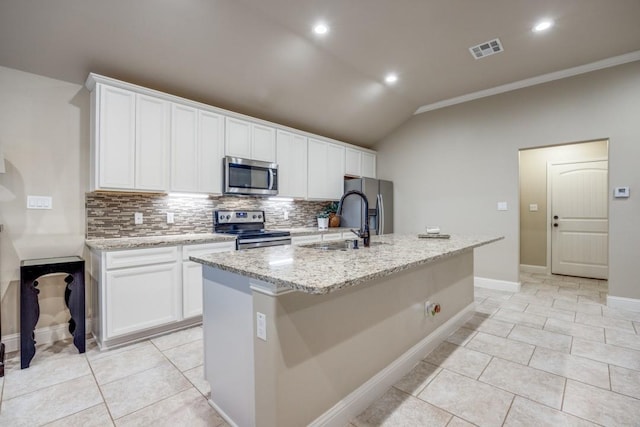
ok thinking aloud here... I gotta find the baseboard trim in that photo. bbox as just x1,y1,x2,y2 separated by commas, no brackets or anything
607,295,640,313
308,302,475,427
2,320,93,353
474,276,521,293
519,264,548,274
208,399,240,427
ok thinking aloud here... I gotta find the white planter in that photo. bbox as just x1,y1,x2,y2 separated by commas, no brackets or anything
317,217,329,230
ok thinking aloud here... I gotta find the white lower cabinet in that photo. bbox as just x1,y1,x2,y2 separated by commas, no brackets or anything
106,262,180,338
182,241,236,319
92,241,235,349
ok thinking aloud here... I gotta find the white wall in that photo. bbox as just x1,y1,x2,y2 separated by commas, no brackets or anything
376,61,640,300
0,66,89,336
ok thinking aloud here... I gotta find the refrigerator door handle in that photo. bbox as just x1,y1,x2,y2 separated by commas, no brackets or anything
377,193,384,234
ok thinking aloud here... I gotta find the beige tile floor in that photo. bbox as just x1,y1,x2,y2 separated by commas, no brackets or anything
1,272,639,426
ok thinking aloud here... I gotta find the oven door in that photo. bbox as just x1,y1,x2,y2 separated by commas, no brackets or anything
237,235,291,250
224,157,278,196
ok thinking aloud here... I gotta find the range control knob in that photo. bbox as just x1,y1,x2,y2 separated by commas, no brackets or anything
252,215,257,219
258,214,262,219
226,215,231,220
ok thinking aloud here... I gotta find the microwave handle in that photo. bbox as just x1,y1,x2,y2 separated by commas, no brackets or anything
268,168,275,190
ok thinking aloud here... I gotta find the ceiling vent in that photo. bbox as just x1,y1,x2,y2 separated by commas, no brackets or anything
469,38,504,59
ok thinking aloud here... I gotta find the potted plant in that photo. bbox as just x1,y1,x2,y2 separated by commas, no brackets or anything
317,212,329,230
324,201,340,227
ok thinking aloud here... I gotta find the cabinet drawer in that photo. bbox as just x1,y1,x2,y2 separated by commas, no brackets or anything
105,246,178,269
291,234,322,245
182,241,236,261
322,232,345,241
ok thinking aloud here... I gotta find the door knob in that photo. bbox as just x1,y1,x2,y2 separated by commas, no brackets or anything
553,215,559,220
553,223,558,227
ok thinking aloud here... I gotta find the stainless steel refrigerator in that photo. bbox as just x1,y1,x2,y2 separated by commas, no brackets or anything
341,178,393,235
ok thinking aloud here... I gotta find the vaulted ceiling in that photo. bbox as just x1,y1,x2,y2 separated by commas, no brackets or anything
1,0,640,146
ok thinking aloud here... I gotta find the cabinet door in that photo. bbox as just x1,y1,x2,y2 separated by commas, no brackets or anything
182,261,205,319
136,94,170,191
98,84,136,189
307,138,328,199
345,148,361,177
182,242,236,318
225,117,252,159
252,124,276,162
326,142,346,200
171,104,199,192
105,262,180,338
276,130,307,199
361,152,376,178
198,110,224,194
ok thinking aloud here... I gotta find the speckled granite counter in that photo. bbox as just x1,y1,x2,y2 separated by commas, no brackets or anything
85,228,349,250
85,233,235,250
191,233,502,294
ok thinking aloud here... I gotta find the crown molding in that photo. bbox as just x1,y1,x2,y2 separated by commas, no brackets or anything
414,50,640,115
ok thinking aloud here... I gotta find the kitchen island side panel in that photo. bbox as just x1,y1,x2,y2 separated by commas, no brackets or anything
202,267,256,427
252,251,474,427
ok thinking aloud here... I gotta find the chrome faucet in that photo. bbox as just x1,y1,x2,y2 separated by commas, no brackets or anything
336,190,370,247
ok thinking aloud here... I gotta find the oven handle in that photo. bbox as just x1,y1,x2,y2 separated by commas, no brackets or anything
238,236,291,244
238,238,292,249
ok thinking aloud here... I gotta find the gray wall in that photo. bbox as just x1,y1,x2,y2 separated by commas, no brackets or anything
376,61,640,300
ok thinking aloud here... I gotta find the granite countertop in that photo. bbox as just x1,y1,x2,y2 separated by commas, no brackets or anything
85,233,236,250
85,227,351,250
190,234,503,295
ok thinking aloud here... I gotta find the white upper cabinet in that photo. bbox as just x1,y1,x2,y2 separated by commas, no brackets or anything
92,84,170,192
136,94,170,190
171,105,224,193
198,110,225,194
86,74,376,197
225,117,276,162
307,138,345,200
94,84,136,190
276,130,307,199
345,147,376,178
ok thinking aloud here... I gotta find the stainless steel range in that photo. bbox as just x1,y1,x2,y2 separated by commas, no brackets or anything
214,210,291,250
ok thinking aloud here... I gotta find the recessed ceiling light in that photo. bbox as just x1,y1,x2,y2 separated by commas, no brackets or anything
384,73,398,85
533,19,553,32
313,23,329,35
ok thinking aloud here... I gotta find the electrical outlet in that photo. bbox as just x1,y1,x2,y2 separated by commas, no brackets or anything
134,212,143,225
167,212,175,224
256,312,267,341
283,210,289,220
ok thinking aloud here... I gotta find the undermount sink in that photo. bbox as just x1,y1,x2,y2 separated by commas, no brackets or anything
302,240,387,251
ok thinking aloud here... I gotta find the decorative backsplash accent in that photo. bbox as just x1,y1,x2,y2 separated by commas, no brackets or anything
86,192,328,238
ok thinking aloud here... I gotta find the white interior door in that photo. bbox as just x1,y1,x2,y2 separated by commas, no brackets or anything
550,160,608,279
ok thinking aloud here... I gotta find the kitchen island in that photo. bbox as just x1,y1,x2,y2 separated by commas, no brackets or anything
191,234,501,427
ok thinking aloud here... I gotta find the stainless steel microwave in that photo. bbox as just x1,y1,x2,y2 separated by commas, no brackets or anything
224,156,278,196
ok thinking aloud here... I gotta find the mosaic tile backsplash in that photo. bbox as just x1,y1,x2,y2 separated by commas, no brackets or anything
86,192,329,238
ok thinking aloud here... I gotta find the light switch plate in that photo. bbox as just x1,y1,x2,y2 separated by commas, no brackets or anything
497,202,508,211
27,195,52,210
529,204,538,212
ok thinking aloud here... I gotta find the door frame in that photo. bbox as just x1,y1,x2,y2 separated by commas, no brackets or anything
545,157,609,276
